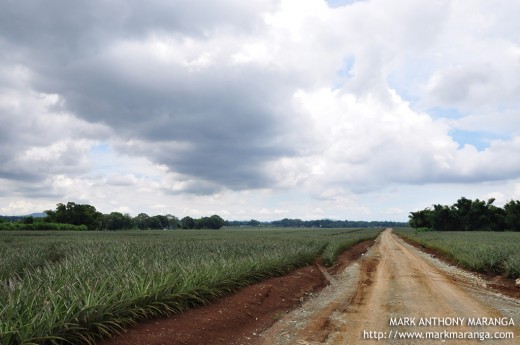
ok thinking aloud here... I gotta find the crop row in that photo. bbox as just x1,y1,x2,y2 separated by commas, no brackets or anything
0,228,380,344
394,228,520,278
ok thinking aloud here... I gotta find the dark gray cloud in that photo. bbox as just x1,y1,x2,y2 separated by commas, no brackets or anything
43,51,298,190
0,0,272,57
0,0,299,192
9,183,63,199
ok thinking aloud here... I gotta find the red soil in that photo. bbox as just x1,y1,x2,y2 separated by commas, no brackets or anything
97,241,373,345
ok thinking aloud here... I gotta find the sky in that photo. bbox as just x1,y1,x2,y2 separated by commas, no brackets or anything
1,0,520,221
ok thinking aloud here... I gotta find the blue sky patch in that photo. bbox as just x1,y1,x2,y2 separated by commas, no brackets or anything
334,56,355,89
89,142,116,173
326,0,363,8
450,129,507,151
337,56,355,78
89,142,110,154
428,107,465,119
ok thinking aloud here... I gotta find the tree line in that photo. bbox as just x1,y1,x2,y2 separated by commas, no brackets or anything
226,218,408,228
0,202,225,230
409,197,520,231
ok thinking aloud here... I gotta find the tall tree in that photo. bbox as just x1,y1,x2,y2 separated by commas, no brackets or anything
134,213,150,230
408,209,433,229
180,216,195,229
45,202,102,230
504,200,520,231
102,212,133,230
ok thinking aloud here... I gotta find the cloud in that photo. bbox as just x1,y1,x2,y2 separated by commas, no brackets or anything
0,64,109,183
21,29,302,191
267,83,520,196
0,200,54,216
1,0,520,220
4,0,448,195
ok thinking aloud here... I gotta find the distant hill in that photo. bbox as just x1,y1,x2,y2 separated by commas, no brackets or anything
0,213,46,222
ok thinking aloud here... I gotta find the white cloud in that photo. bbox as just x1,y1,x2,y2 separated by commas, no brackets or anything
1,0,520,220
0,68,110,182
0,200,54,216
272,87,454,189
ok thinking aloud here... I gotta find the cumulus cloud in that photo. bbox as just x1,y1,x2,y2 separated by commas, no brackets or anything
0,64,109,183
270,87,452,193
1,0,520,219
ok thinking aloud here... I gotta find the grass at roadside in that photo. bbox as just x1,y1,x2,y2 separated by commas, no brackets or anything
0,227,381,344
394,228,520,279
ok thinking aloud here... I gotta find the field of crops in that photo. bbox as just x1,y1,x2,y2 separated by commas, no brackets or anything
0,227,381,345
395,228,520,279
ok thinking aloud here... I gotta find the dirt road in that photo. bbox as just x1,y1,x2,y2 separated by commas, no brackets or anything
256,229,520,345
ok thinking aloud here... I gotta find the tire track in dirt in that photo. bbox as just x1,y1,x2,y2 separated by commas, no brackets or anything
256,229,520,345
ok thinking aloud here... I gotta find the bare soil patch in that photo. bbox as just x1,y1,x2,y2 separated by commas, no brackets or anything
98,241,373,345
